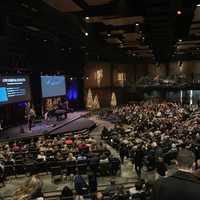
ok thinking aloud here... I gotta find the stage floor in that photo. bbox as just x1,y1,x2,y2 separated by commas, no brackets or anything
0,111,96,141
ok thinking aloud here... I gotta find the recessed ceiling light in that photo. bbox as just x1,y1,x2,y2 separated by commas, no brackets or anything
177,10,182,15
26,26,40,31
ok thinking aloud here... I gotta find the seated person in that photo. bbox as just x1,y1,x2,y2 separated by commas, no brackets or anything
104,180,118,197
77,152,87,161
67,153,76,161
37,151,46,161
55,152,63,161
61,185,73,200
129,181,146,200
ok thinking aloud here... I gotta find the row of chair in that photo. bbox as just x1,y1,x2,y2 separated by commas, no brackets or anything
4,158,121,178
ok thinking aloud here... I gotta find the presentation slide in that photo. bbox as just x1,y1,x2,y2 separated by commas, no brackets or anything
0,76,31,105
41,75,66,98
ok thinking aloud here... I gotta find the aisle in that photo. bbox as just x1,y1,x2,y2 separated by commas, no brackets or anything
89,115,137,179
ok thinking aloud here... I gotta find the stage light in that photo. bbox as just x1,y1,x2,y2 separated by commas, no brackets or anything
177,10,182,15
70,77,73,80
85,32,88,36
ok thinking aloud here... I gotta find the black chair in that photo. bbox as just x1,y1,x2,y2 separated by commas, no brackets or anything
66,160,77,175
51,166,62,183
77,159,88,174
25,162,36,176
4,165,15,177
14,164,26,177
35,161,48,173
99,162,109,176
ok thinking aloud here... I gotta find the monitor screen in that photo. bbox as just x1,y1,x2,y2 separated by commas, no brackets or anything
41,75,66,98
0,76,31,105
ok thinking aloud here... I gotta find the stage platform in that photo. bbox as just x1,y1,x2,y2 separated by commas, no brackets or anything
0,111,96,141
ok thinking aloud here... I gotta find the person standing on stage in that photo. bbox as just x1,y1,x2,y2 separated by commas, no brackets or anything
25,102,36,132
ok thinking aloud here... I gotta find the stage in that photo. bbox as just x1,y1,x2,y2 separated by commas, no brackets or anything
0,111,96,141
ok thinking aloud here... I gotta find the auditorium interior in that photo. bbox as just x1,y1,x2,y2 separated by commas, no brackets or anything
1,0,200,200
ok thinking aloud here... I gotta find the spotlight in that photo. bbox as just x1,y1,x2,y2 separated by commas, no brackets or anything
85,32,88,36
136,23,139,26
70,77,73,80
85,16,90,20
177,10,182,15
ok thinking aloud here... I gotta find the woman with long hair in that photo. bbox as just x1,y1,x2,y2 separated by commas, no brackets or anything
13,175,43,200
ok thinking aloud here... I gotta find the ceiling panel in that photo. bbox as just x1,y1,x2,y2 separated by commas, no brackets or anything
89,16,144,26
85,0,112,6
43,0,82,12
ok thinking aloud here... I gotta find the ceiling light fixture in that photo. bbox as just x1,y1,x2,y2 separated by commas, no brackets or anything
179,39,182,42
177,10,182,15
85,17,90,20
136,23,139,26
85,32,88,36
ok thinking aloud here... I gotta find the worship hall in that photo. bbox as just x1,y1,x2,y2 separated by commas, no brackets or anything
0,1,200,200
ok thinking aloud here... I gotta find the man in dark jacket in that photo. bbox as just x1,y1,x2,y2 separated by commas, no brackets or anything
151,149,200,200
135,146,144,177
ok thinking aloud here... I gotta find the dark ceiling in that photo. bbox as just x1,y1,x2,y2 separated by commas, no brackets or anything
0,0,200,71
